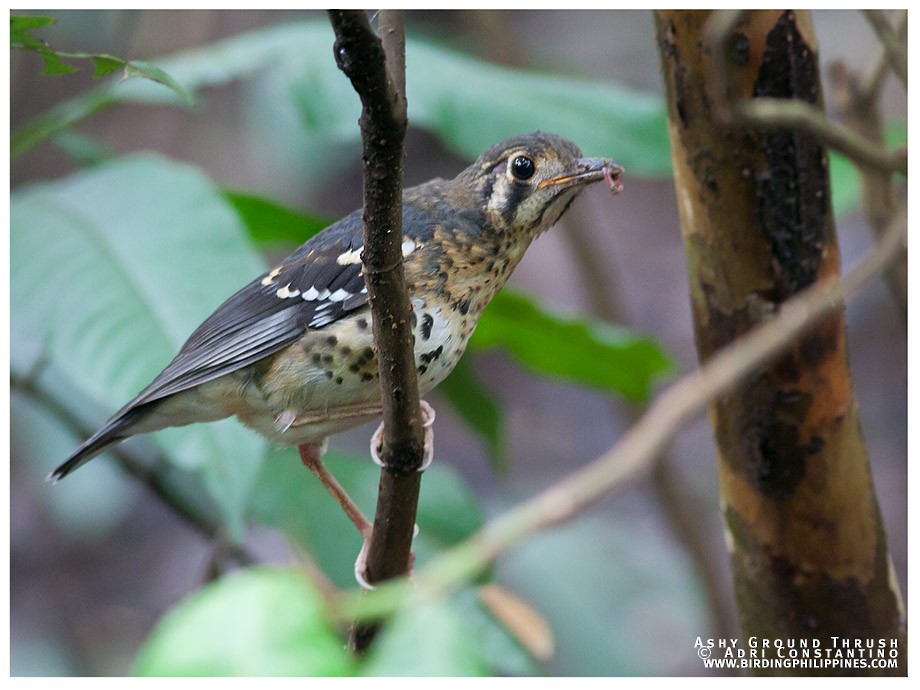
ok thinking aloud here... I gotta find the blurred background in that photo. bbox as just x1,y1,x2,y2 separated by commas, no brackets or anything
10,10,906,676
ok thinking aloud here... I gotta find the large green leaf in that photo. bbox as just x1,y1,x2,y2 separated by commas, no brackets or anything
10,153,267,537
134,567,355,676
222,189,331,249
471,290,672,402
14,21,670,176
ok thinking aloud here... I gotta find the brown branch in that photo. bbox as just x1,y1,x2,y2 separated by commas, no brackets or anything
328,9,423,651
342,200,907,622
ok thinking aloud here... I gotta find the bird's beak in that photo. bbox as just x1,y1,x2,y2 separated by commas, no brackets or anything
538,157,624,195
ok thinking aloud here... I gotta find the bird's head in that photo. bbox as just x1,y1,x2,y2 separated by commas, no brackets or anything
456,131,623,240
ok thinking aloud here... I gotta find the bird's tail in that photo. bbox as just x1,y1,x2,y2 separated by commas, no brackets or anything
48,407,147,482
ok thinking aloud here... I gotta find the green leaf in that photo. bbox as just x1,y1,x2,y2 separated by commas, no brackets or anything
135,567,355,676
471,289,672,402
223,189,331,249
10,154,267,537
52,130,115,167
437,356,507,473
90,54,124,79
360,596,488,676
38,51,79,76
124,60,194,105
10,15,56,39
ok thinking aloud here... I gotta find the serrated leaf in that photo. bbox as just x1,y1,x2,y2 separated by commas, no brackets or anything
223,189,331,249
135,568,355,676
10,15,56,39
90,54,124,79
10,154,267,537
39,51,78,75
471,290,672,402
437,356,507,472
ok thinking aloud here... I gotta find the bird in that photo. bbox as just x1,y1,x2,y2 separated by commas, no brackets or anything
51,131,622,553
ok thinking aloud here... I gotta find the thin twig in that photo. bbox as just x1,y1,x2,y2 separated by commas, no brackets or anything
732,99,907,176
861,10,907,100
861,10,908,87
341,207,907,620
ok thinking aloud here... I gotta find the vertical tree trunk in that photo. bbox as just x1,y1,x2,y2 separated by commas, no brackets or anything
655,10,904,675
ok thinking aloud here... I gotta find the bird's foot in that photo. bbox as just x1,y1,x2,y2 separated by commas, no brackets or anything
369,399,436,471
353,523,419,590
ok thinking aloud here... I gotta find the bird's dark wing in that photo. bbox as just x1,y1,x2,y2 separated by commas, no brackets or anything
128,209,370,407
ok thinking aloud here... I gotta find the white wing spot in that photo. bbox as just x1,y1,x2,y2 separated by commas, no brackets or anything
261,266,283,286
402,238,417,257
276,283,301,299
336,246,364,266
302,286,320,301
329,288,352,302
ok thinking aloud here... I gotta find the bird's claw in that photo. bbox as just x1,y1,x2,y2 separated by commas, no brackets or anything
370,400,436,472
353,524,420,590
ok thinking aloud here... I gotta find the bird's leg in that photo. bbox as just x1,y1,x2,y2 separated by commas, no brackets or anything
369,399,436,471
297,443,372,541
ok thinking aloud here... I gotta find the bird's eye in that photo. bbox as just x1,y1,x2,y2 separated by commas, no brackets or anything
510,155,536,181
